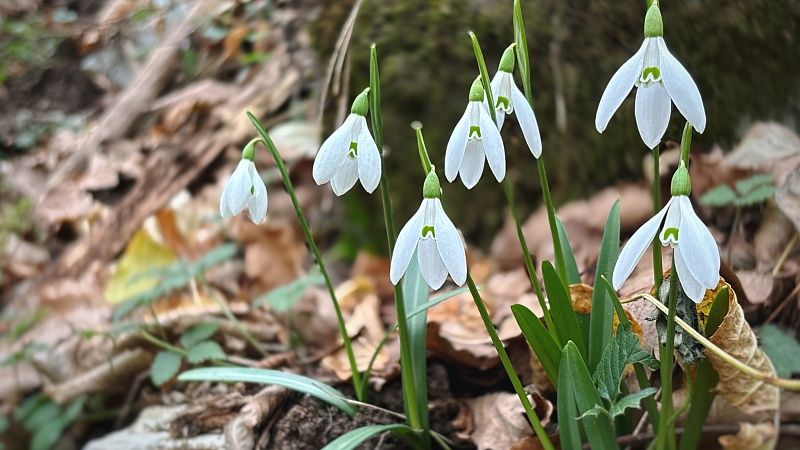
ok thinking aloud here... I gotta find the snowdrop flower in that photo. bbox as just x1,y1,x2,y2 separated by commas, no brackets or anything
595,2,705,149
220,140,268,224
612,164,719,302
313,88,381,196
445,77,505,189
490,44,542,158
390,169,467,289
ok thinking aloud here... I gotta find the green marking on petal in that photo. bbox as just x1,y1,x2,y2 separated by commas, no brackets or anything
421,225,436,238
496,96,510,111
468,125,482,138
641,67,661,83
662,227,679,243
348,141,358,159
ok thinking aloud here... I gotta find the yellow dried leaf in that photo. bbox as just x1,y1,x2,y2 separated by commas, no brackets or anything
706,286,780,418
104,228,177,304
719,423,777,450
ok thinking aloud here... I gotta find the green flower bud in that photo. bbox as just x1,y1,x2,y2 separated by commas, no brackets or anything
644,2,663,38
468,77,484,102
241,139,257,161
498,43,516,73
350,87,370,116
670,162,691,196
422,167,442,199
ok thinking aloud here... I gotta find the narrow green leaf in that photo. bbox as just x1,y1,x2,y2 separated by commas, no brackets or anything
151,351,182,386
705,286,729,336
512,304,562,386
557,353,582,450
543,262,586,357
178,367,357,417
555,217,581,285
512,0,532,103
369,44,384,151
593,325,658,402
322,424,418,450
678,359,718,450
588,201,620,371
562,342,620,450
401,250,430,435
180,322,219,348
186,341,226,364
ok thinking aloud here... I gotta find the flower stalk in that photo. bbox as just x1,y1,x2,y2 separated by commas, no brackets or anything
657,261,680,450
245,112,364,401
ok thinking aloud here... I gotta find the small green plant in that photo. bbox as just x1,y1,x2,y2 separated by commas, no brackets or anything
700,173,776,208
13,394,86,450
147,322,227,386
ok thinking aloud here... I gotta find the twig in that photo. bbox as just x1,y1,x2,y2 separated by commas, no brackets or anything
765,282,800,324
772,233,798,277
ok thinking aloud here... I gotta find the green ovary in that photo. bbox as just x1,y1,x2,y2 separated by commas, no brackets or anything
421,225,436,238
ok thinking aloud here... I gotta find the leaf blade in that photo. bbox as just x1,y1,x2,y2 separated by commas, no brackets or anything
151,351,183,386
588,200,620,371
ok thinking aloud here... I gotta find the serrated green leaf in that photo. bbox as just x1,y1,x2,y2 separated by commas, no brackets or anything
734,173,774,194
760,324,800,378
699,185,737,207
321,423,418,450
562,342,620,450
178,367,357,417
543,262,586,357
150,351,182,386
512,304,562,386
589,200,620,371
734,184,776,207
180,322,219,348
593,326,658,402
186,341,226,364
556,217,581,285
609,388,657,417
253,269,324,311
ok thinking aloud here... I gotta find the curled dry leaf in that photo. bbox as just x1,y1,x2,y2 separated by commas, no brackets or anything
224,386,292,450
468,391,553,450
706,284,780,419
719,423,778,450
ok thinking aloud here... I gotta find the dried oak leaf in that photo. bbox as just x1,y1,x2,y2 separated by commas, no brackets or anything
468,392,553,450
706,286,780,419
719,423,777,450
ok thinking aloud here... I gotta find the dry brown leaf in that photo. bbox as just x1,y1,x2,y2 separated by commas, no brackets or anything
224,386,291,450
726,123,800,170
776,170,800,234
468,392,553,450
719,423,778,450
734,270,774,305
706,286,780,419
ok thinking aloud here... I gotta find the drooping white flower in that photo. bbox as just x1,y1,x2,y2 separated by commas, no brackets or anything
390,170,467,289
220,145,268,224
445,77,505,189
595,2,705,149
313,88,381,195
490,44,542,158
612,165,719,302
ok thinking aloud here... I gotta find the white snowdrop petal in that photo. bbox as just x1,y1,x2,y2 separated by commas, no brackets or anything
511,83,542,158
596,39,648,132
612,198,673,290
479,109,506,182
219,175,234,218
313,114,354,184
635,83,672,149
490,73,507,131
227,160,253,215
445,107,471,182
390,202,425,285
676,196,720,288
658,38,706,133
331,156,359,196
356,121,382,193
433,199,466,286
674,247,706,303
246,163,268,224
459,139,485,189
418,237,448,290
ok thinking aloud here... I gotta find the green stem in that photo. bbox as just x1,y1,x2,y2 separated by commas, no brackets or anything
466,274,555,450
502,179,557,337
652,147,663,290
246,113,364,401
370,45,424,433
536,158,568,283
140,330,186,356
680,122,693,166
657,262,679,450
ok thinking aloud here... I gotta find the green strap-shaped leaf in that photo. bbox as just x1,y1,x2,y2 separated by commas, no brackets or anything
589,200,620,371
401,250,430,435
557,353,582,450
178,368,357,417
512,304,561,386
562,342,620,450
555,217,581,285
322,424,418,450
543,262,586,357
